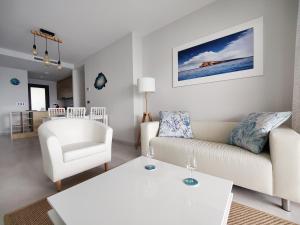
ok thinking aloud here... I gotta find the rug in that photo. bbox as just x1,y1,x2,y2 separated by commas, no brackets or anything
4,198,297,225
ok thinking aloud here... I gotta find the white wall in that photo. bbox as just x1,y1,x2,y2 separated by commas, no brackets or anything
28,78,63,108
292,1,300,133
84,33,136,143
0,66,28,134
72,66,85,107
132,33,144,134
143,0,298,121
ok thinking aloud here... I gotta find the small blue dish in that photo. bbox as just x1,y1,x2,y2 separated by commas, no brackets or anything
145,165,156,170
183,178,199,186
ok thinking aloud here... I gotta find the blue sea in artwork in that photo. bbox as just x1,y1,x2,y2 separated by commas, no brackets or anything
178,56,253,81
178,28,254,82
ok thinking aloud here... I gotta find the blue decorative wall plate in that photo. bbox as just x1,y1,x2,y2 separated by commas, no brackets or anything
10,78,20,86
94,72,107,90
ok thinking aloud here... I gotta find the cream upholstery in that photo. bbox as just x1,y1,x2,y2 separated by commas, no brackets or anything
270,127,300,203
38,119,113,182
62,142,106,162
141,121,300,203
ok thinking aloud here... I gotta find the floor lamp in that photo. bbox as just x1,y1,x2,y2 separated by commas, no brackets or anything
136,77,155,148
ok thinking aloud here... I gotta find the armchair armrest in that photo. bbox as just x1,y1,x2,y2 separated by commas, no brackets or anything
94,124,113,162
141,121,160,156
269,127,300,203
38,127,63,181
95,124,113,145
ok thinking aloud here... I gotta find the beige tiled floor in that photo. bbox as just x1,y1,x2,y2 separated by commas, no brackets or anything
0,135,300,224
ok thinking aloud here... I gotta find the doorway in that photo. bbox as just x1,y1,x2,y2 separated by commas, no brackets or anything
28,84,50,111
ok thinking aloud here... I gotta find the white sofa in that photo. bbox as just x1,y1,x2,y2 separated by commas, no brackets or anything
141,121,300,211
38,119,113,191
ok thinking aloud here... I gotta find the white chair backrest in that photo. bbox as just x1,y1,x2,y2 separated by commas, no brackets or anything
90,107,106,119
90,107,108,125
67,107,86,118
48,108,65,117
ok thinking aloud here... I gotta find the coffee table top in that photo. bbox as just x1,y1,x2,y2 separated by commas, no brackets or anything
48,156,233,225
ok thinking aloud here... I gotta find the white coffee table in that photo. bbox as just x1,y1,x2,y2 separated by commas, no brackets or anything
48,156,233,225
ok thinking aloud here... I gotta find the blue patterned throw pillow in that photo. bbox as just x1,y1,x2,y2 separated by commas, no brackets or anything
158,111,193,138
229,112,291,154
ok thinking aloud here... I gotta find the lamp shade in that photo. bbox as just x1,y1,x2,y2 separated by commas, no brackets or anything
138,77,155,93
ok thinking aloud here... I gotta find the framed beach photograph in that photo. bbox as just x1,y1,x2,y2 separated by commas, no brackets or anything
173,17,263,87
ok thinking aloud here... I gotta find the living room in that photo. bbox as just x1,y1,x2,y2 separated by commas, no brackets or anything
1,0,300,224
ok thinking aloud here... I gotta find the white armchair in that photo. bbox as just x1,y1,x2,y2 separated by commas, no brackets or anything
38,119,113,191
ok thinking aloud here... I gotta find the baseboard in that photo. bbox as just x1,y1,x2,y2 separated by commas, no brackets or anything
0,132,10,136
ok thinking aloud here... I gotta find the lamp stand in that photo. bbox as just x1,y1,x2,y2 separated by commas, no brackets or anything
136,92,153,149
143,92,153,121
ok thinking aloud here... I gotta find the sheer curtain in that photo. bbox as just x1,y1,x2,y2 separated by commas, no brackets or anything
293,3,300,133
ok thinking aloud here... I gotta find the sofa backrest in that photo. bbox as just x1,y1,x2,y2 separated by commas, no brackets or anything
191,121,237,144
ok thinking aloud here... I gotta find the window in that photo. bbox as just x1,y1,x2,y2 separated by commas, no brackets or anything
28,84,50,111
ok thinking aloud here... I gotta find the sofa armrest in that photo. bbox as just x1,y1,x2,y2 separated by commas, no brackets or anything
141,121,160,156
269,127,300,203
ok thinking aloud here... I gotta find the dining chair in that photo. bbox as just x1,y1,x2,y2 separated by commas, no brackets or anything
66,107,86,119
90,107,108,125
48,108,66,117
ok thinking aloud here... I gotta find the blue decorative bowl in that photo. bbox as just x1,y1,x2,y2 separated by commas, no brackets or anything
183,178,199,186
145,164,156,170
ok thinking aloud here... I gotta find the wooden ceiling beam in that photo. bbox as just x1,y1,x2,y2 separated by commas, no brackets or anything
31,30,63,44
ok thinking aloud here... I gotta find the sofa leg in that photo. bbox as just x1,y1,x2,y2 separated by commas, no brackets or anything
104,162,109,172
281,198,291,212
55,180,62,192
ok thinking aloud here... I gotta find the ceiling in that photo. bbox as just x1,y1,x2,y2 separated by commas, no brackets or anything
0,54,72,81
0,0,215,65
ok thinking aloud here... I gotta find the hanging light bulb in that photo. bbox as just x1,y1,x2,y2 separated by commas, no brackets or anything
57,60,62,69
32,34,37,56
57,42,62,69
43,38,50,65
44,51,49,65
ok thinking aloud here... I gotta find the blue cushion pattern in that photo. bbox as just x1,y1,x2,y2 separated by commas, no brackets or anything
158,111,193,138
229,112,291,154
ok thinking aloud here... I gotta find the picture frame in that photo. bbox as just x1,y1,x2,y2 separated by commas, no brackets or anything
172,17,263,87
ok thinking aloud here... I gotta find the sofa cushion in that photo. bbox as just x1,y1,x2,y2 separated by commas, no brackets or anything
228,112,291,154
158,111,193,138
150,137,273,195
62,142,105,162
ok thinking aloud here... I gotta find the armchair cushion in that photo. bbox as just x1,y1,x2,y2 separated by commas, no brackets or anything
62,142,106,162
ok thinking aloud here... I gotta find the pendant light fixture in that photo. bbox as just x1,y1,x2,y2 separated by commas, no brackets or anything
57,42,62,69
31,29,63,69
43,38,50,65
32,34,37,56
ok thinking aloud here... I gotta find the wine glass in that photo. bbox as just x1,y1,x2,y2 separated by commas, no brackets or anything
183,150,198,186
147,145,155,159
145,145,156,170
